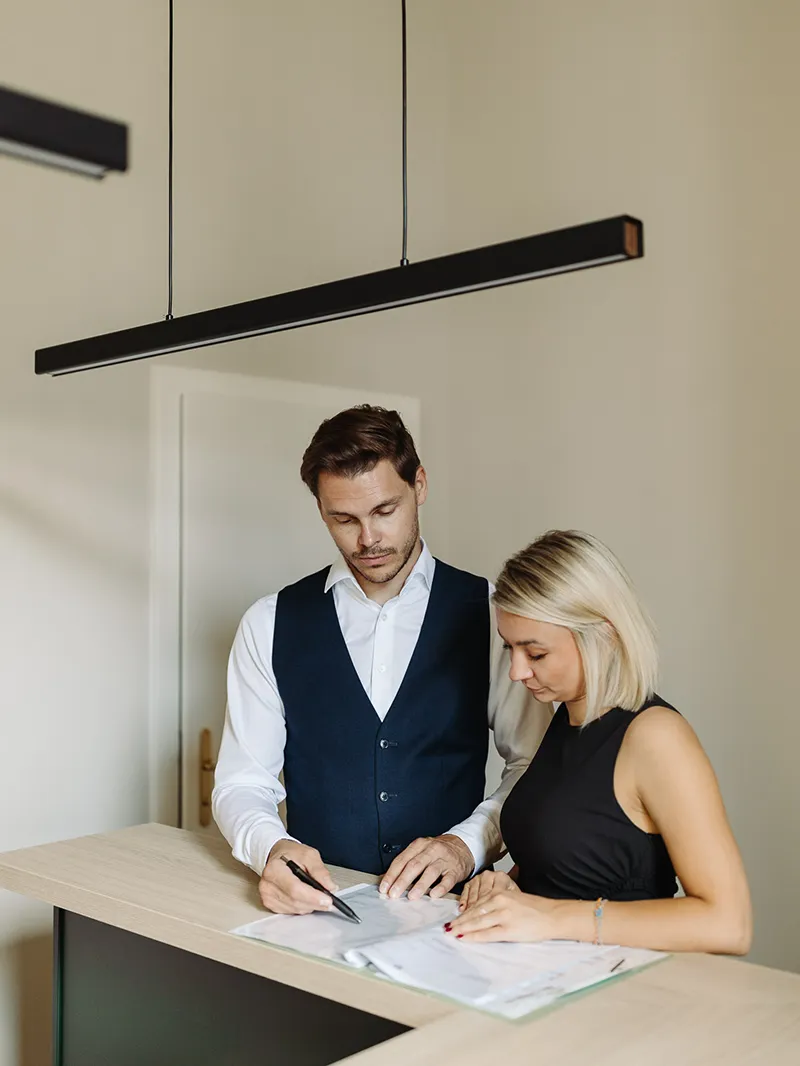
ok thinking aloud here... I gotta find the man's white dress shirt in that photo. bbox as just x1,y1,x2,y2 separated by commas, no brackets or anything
212,543,552,877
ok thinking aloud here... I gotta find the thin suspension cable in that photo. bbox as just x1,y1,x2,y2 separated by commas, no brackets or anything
166,0,175,320
400,0,409,266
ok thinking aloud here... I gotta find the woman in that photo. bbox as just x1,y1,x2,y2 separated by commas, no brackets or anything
446,530,752,954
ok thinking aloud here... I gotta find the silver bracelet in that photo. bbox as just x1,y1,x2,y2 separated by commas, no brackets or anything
593,897,607,945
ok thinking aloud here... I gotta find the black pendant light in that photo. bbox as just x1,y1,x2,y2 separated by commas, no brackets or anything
35,2,643,376
0,85,127,179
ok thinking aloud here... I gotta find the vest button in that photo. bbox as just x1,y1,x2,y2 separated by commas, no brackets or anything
379,791,389,802
379,739,389,749
382,843,393,853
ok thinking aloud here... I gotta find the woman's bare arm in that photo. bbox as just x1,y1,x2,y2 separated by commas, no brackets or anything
550,707,752,954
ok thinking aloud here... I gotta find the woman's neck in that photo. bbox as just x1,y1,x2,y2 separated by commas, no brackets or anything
565,698,614,727
565,697,588,727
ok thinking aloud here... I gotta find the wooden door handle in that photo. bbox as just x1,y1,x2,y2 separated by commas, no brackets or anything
199,728,217,828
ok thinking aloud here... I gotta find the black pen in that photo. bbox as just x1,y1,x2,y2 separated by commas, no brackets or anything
282,857,362,924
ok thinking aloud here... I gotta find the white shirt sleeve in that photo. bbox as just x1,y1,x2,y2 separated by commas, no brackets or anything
211,595,298,877
446,589,553,873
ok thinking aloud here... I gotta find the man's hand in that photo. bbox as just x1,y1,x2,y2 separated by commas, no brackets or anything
259,839,338,915
379,834,475,900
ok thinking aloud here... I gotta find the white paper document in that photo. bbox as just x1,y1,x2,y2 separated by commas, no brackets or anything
231,884,666,1019
231,883,457,963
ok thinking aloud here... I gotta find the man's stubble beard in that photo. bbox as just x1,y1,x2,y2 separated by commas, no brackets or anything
348,510,421,586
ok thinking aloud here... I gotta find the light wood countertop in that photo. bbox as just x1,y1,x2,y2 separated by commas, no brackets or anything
0,823,798,1064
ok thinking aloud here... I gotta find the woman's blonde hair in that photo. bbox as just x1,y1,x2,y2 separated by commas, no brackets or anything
494,530,658,725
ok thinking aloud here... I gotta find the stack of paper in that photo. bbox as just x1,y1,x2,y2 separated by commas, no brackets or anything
232,884,455,963
231,884,666,1019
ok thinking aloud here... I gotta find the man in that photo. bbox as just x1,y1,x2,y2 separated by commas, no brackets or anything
212,405,550,915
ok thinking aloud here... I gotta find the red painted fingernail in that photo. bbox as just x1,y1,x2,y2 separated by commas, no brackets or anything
443,923,451,931
456,934,463,939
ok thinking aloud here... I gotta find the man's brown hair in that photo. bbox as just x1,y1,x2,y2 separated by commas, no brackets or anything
300,405,420,498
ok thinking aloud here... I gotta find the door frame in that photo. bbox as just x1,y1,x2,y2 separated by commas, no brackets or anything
148,366,421,826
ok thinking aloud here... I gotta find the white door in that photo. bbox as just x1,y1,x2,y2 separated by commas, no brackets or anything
149,367,421,833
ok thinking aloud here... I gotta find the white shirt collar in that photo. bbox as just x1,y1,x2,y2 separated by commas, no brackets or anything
324,540,435,597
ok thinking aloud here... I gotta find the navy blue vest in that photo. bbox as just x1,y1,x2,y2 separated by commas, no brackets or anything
272,560,490,875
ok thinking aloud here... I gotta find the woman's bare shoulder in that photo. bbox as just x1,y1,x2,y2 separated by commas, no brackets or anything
624,703,701,757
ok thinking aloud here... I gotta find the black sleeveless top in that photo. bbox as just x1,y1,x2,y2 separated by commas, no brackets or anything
500,697,679,901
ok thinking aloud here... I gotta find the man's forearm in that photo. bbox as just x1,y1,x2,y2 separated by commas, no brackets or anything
447,756,532,871
211,784,297,876
446,799,503,873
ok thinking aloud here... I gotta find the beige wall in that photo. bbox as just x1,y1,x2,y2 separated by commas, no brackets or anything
0,3,158,1063
0,1,798,1062
437,0,800,974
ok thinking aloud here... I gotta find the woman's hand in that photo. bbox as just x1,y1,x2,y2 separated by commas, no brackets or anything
447,891,562,943
457,870,519,912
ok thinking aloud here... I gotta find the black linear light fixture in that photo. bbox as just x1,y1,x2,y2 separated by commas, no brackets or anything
0,85,127,179
35,1,643,376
